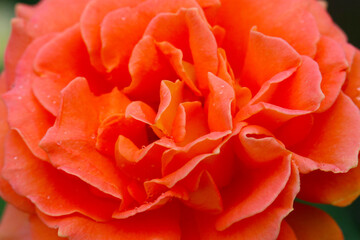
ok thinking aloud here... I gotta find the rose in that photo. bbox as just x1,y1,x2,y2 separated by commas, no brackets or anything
0,0,359,239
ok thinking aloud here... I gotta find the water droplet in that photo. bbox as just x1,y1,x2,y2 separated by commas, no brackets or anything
141,145,146,149
17,96,22,100
46,196,51,200
90,134,96,140
13,156,18,160
52,100,57,104
219,90,223,94
56,140,62,146
121,17,126,21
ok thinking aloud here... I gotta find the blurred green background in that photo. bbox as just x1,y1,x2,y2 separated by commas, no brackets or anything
0,0,359,238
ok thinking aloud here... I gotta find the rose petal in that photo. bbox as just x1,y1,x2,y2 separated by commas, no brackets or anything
0,205,31,240
215,155,292,230
15,4,36,22
126,36,177,103
217,0,319,74
0,77,34,213
25,0,90,37
144,8,218,90
155,80,184,136
3,35,55,161
240,30,301,93
292,92,360,173
115,137,174,181
235,125,289,166
307,0,347,43
315,36,348,112
155,41,202,96
38,205,181,240
101,0,204,72
344,50,360,108
2,18,32,88
40,77,130,202
277,221,297,240
286,203,344,240
96,114,148,157
125,101,157,125
80,0,145,70
207,73,234,132
298,163,360,206
183,171,223,214
172,101,209,145
196,162,299,239
3,130,119,221
33,24,111,116
29,215,61,240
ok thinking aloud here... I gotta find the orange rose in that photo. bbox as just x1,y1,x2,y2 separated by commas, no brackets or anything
0,0,359,239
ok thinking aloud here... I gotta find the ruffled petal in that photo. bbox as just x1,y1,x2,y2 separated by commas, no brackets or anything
195,162,299,239
217,0,319,74
80,0,145,70
38,205,181,240
32,24,111,116
144,7,218,90
126,36,177,103
240,30,301,93
100,0,204,72
216,155,291,230
3,130,119,221
39,77,129,202
292,92,360,173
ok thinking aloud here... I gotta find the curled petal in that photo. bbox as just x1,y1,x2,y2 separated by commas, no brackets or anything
172,101,209,145
240,30,301,93
207,73,234,132
155,80,184,136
